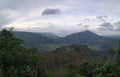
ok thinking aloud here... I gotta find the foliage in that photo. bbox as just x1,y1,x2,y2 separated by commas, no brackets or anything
12,30,118,51
94,62,120,77
115,40,120,64
0,29,47,77
0,29,120,77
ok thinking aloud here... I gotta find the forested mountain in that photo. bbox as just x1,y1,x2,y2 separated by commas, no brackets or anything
13,32,56,47
57,30,114,44
7,30,119,51
53,44,109,57
33,32,59,39
14,31,59,39
103,35,120,39
56,30,118,51
0,29,120,77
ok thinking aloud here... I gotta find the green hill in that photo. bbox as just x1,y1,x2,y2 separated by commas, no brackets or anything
8,30,119,51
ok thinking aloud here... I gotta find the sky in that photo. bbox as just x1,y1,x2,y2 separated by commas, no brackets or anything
0,0,120,36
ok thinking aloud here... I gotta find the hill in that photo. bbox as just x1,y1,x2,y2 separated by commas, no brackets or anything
8,30,119,51
53,44,109,57
13,31,56,47
57,30,109,44
56,30,118,51
103,35,120,39
33,32,59,39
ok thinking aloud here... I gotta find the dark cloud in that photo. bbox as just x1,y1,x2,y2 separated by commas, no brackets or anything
115,27,120,31
78,23,82,26
76,23,89,29
114,21,120,25
98,22,114,31
96,15,108,22
114,21,120,31
42,8,61,15
96,15,108,19
98,21,120,31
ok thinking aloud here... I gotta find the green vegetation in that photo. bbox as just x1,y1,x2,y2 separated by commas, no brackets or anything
12,30,119,51
88,45,102,51
39,44,64,52
0,29,120,77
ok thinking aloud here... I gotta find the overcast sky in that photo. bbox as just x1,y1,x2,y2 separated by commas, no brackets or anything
0,0,120,36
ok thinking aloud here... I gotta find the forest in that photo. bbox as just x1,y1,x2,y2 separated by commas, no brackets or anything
0,29,120,77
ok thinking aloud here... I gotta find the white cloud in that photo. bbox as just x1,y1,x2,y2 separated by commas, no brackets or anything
0,9,19,28
1,0,120,35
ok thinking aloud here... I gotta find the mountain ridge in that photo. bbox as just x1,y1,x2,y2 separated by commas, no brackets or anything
56,30,110,44
5,30,118,51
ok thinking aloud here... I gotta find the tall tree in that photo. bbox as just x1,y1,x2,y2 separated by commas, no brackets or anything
0,29,23,51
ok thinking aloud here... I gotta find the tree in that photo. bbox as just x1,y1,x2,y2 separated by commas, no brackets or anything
94,62,120,77
79,62,95,77
0,29,23,51
73,73,85,77
0,29,47,77
115,40,120,64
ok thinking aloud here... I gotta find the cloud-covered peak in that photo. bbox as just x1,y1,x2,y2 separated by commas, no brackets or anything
42,8,61,15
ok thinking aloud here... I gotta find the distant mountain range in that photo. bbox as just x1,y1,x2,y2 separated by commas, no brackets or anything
14,31,59,39
13,32,56,47
12,30,119,51
33,32,59,39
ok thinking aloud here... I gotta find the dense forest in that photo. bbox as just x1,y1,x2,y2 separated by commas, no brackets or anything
0,29,120,77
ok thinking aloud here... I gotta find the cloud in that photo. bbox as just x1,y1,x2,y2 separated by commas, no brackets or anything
84,25,89,28
98,21,120,31
114,21,120,31
0,9,18,28
0,0,120,35
98,22,114,31
77,23,89,29
84,18,90,21
42,8,61,15
96,16,108,19
96,15,108,22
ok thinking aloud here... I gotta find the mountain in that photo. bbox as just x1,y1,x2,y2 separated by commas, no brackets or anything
56,30,118,51
103,35,120,39
35,32,59,39
13,31,56,48
57,30,109,44
11,30,119,51
14,31,59,39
